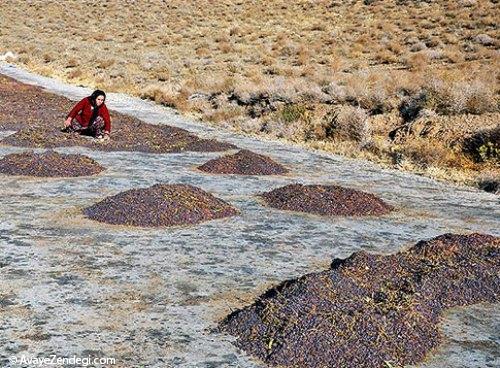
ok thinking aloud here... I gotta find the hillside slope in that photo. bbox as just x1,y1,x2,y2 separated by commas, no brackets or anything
1,0,498,190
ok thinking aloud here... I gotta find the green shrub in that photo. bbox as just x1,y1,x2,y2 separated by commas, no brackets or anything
478,142,500,163
463,125,500,163
280,104,308,123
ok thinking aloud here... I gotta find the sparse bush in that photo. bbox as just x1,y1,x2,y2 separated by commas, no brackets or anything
396,138,456,168
229,26,241,37
64,57,78,68
261,117,308,142
375,50,399,64
153,67,171,82
280,104,308,123
399,75,498,118
324,106,372,144
187,98,212,115
204,106,245,124
238,118,266,134
399,92,427,122
140,84,188,110
296,82,330,103
344,73,394,114
459,0,477,7
442,48,464,63
280,41,298,57
426,78,498,115
43,53,54,63
218,41,233,53
97,58,115,69
406,52,429,71
297,45,311,66
410,42,427,52
17,55,29,64
67,68,83,79
189,73,235,95
322,81,347,103
310,23,326,32
474,34,495,46
259,103,316,142
424,49,444,60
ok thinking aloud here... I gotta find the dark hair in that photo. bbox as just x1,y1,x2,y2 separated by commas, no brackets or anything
88,90,106,126
89,89,106,105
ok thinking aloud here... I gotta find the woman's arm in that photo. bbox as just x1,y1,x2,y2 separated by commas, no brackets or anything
64,98,86,127
67,98,87,119
101,104,111,135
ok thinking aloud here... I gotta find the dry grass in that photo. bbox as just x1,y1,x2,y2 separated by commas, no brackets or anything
1,0,498,190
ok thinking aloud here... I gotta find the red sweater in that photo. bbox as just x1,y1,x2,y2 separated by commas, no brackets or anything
67,97,111,133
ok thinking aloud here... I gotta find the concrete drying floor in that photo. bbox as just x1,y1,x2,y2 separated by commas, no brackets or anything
0,64,498,368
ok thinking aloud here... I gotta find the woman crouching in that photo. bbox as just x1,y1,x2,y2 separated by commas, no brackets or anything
63,90,111,140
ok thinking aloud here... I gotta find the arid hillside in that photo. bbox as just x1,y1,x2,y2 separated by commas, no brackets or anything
0,0,498,191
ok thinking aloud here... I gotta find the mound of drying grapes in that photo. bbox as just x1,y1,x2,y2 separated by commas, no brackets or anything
260,184,393,216
0,74,235,153
0,151,104,177
220,233,500,368
3,121,236,153
198,149,289,175
84,183,239,227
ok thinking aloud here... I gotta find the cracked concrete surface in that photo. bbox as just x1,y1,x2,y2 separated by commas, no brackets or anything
0,64,498,368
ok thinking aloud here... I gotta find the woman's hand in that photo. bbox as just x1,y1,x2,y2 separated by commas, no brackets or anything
103,132,111,141
64,117,72,127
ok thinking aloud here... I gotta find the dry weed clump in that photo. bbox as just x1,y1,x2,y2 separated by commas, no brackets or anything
140,84,183,109
323,106,372,145
422,77,498,116
392,138,459,169
220,233,500,368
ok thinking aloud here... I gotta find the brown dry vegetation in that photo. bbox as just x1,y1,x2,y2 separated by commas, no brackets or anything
0,0,498,191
